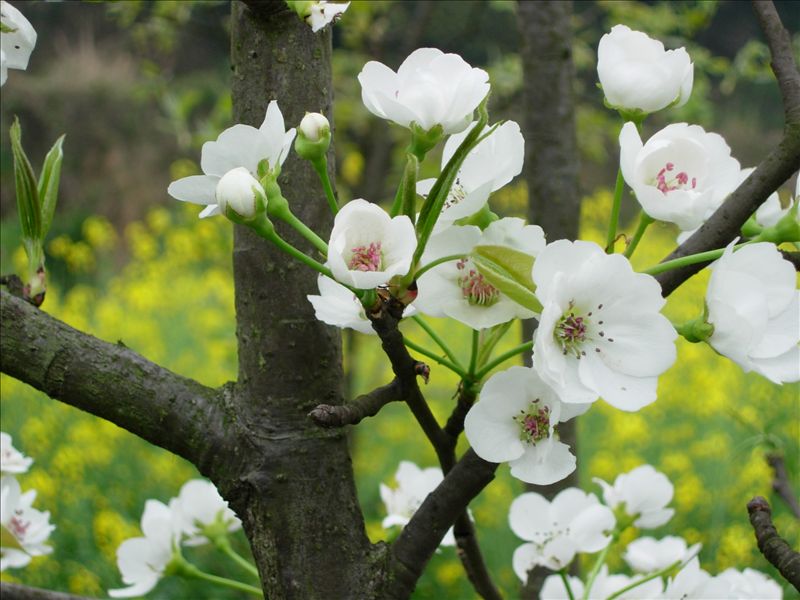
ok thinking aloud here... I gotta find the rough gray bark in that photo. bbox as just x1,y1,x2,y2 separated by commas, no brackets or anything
518,1,581,596
0,584,92,600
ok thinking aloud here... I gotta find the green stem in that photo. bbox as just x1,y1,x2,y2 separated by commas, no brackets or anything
216,537,260,579
414,254,465,280
582,543,612,600
560,570,576,600
279,209,328,256
390,168,407,217
401,153,419,224
605,168,625,253
604,560,681,600
624,212,654,259
403,338,467,378
181,562,264,597
468,329,480,377
474,340,533,381
267,231,334,280
412,316,462,366
642,242,751,276
312,157,339,215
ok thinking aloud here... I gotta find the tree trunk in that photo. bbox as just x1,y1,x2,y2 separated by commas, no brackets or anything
518,1,581,597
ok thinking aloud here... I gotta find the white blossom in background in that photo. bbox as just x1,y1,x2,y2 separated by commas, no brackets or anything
417,120,524,225
415,218,545,330
541,566,664,599
0,1,37,87
358,48,490,135
532,240,677,411
464,366,589,485
0,432,32,474
0,476,54,571
716,567,783,599
168,100,295,218
109,499,181,598
619,122,740,231
597,25,693,114
327,199,416,289
509,488,615,577
661,557,733,599
624,535,701,573
380,461,455,546
540,573,585,599
594,464,675,528
706,242,799,383
306,1,349,32
175,479,241,547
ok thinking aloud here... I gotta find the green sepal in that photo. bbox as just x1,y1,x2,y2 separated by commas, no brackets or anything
408,122,444,161
454,203,499,230
740,216,762,238
295,127,331,164
754,202,800,244
471,244,543,313
0,22,16,33
38,134,65,237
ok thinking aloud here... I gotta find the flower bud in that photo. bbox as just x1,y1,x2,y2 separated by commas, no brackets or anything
215,167,265,219
295,112,331,162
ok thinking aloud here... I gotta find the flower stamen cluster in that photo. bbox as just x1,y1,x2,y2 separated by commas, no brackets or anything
654,162,696,195
456,258,500,306
513,400,550,445
348,242,382,272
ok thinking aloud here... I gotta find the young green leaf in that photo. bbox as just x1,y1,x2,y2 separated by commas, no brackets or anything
471,244,542,313
38,134,65,237
9,117,40,241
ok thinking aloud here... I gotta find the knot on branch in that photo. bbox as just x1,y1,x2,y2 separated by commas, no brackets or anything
414,361,430,384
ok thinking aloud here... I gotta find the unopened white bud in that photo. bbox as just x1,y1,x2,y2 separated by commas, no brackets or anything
215,167,264,219
299,112,330,143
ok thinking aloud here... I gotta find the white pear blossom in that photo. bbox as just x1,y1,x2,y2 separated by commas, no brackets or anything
168,100,295,218
327,199,416,289
358,48,490,135
620,122,740,231
175,479,241,547
417,120,524,225
624,535,701,573
109,499,181,598
214,167,265,219
307,1,349,32
509,488,615,577
1,432,32,474
380,461,455,546
594,464,675,529
0,476,54,571
597,25,693,114
0,1,37,87
715,567,783,599
706,242,799,383
661,557,733,599
464,366,589,485
532,240,677,411
415,218,545,330
541,566,664,599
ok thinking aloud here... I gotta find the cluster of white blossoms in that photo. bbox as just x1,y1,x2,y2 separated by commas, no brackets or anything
0,1,36,87
109,479,242,598
0,433,55,572
511,466,782,600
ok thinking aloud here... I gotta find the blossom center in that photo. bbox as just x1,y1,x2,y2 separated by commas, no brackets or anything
555,309,589,357
348,242,383,271
513,399,550,445
443,178,467,210
457,259,500,306
653,162,697,195
9,512,30,539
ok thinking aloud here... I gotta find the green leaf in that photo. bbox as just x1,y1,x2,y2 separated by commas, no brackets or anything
9,117,41,241
38,134,65,237
471,244,543,313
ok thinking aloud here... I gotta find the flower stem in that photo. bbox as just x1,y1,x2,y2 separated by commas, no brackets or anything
267,230,334,280
411,316,462,367
559,570,576,600
581,543,612,600
604,560,681,600
474,340,533,381
215,537,260,579
403,337,467,378
278,208,329,256
413,254,465,280
623,212,654,258
468,329,480,377
642,242,750,276
312,157,339,215
180,561,264,597
605,168,625,253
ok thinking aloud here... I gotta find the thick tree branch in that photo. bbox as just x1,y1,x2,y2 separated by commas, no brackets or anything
655,0,800,296
309,379,402,426
389,450,499,599
747,496,800,590
766,452,800,519
443,383,476,441
0,584,93,600
0,290,227,473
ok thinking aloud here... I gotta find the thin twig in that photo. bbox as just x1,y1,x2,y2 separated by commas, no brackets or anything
766,452,800,519
747,496,800,590
0,583,94,600
308,379,402,427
